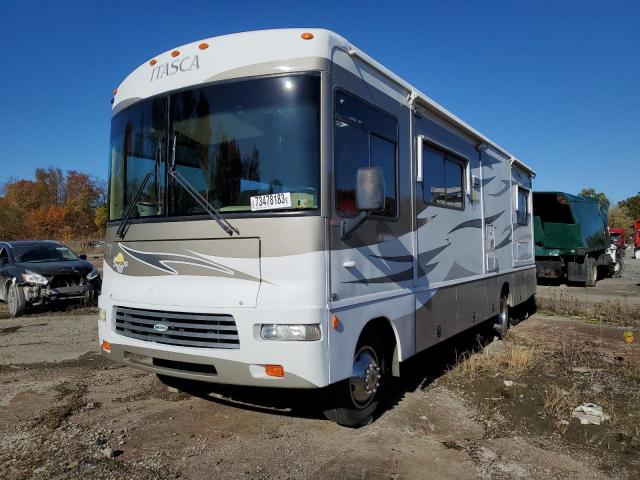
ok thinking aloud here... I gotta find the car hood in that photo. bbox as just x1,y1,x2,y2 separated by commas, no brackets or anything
16,260,95,276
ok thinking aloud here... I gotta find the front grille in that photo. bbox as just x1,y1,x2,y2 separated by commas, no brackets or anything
114,306,239,349
49,273,83,288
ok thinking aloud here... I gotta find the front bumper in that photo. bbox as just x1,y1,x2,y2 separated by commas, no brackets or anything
98,300,329,389
102,341,318,388
23,281,100,303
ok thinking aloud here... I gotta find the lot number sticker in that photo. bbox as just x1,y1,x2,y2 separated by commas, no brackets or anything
250,192,292,211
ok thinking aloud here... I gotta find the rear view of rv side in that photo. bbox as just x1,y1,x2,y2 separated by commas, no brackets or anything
99,29,536,427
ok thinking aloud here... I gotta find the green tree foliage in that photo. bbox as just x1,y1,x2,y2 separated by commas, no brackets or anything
0,168,105,241
579,187,610,211
619,193,640,222
608,205,634,233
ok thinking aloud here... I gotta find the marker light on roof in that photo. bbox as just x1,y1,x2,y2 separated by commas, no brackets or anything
171,50,180,57
149,59,157,66
199,42,209,50
112,88,117,96
301,32,314,40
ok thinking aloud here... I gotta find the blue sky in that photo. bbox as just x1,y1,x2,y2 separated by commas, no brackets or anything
1,0,638,203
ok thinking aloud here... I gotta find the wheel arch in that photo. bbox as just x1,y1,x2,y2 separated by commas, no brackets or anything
500,281,512,306
4,277,14,298
359,316,400,377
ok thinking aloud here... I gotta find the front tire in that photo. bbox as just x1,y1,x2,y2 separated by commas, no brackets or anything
7,283,26,317
323,332,387,428
610,257,624,278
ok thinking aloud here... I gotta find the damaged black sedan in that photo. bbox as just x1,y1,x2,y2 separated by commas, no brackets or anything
0,240,101,317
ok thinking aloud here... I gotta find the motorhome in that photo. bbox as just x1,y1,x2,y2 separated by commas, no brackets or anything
99,29,536,427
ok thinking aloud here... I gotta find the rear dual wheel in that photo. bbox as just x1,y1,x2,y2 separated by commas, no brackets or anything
494,291,510,338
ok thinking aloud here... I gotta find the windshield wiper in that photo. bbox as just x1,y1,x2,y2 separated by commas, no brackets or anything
116,143,162,239
169,135,240,236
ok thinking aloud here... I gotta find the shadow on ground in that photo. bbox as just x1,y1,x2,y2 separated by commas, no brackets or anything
165,317,518,423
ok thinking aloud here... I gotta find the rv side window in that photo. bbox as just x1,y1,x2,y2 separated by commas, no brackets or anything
517,187,529,225
335,91,398,218
422,144,465,209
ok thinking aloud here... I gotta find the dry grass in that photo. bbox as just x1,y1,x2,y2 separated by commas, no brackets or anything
543,384,579,420
456,344,536,377
537,294,640,329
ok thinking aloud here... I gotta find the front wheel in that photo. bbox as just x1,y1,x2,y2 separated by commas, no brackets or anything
610,256,624,278
323,332,387,428
7,283,26,317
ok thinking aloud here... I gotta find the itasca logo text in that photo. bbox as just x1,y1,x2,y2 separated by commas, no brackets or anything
150,56,200,82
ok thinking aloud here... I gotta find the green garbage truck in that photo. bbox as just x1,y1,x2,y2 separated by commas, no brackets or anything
533,192,611,286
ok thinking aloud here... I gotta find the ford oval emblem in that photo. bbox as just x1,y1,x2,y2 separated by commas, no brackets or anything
153,324,169,332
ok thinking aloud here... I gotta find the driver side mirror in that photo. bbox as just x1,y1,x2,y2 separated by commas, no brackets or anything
341,167,385,240
79,254,87,260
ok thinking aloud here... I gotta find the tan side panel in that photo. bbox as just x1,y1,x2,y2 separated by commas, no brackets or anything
456,281,487,334
415,286,457,353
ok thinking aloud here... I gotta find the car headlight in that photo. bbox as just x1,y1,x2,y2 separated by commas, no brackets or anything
86,268,100,281
260,324,321,341
21,270,49,285
98,308,107,322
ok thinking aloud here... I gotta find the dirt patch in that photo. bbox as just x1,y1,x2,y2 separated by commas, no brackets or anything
444,314,640,476
34,382,89,430
1,307,638,479
537,293,640,328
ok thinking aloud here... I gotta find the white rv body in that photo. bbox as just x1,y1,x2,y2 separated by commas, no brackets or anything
99,29,536,392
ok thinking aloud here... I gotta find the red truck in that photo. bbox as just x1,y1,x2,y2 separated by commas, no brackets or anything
609,227,626,254
635,220,640,259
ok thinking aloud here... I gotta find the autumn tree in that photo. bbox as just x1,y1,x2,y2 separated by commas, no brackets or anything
0,168,106,241
608,205,634,233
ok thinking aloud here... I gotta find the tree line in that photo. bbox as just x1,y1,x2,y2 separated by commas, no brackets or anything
0,168,107,241
579,187,640,236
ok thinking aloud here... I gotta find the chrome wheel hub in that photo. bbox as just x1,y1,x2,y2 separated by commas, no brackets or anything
349,347,381,408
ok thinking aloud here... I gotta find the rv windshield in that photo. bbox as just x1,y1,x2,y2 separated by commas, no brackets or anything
170,75,319,215
108,74,320,221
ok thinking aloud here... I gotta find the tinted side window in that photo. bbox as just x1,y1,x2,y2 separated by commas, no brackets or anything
422,144,465,209
334,92,398,218
518,188,529,225
335,122,368,216
0,248,8,265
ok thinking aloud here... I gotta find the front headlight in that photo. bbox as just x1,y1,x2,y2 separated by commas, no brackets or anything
98,308,107,322
86,268,100,281
260,324,321,341
21,270,49,285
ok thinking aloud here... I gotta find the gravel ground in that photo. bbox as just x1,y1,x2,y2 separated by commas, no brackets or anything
536,253,640,308
1,304,637,479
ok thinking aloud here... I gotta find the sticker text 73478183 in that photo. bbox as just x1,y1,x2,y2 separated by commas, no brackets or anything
250,193,292,211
